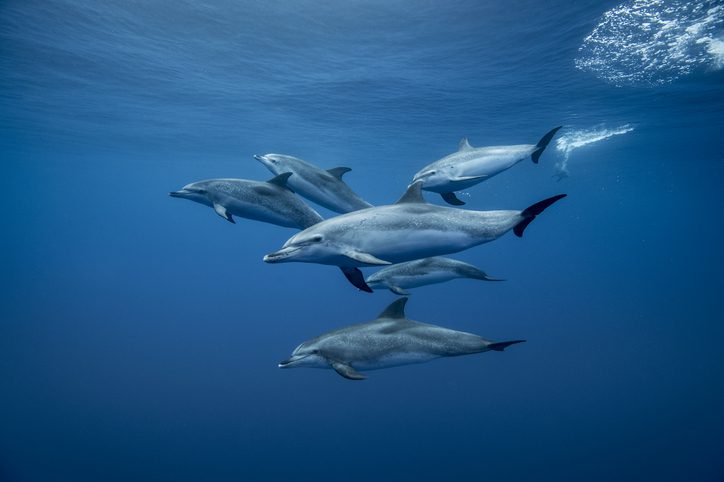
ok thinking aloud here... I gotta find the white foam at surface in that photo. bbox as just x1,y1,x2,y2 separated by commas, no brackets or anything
554,125,635,178
575,1,724,87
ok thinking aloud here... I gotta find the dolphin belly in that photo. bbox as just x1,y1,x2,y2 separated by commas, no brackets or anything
356,228,477,263
226,202,299,228
398,270,460,288
353,351,440,370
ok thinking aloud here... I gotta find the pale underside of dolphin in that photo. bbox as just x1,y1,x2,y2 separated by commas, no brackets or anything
366,256,503,295
169,173,323,229
412,126,562,205
254,153,372,213
279,297,525,380
263,181,566,292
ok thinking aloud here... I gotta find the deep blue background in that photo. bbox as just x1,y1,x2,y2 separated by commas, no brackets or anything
2,1,723,481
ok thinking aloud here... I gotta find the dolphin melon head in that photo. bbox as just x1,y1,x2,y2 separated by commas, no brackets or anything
263,229,341,265
278,341,327,369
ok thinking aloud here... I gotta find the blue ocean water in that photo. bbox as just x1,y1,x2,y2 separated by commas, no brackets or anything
2,0,723,480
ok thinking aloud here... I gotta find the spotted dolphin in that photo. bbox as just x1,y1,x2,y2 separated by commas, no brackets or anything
411,126,562,205
279,298,524,380
254,154,372,213
366,257,503,295
169,174,323,229
263,181,566,292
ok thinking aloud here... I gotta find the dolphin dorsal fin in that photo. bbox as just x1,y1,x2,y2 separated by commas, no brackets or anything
394,181,425,204
327,167,352,180
376,297,408,319
267,172,294,191
458,137,473,151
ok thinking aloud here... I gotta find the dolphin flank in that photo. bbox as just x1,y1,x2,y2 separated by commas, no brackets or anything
411,126,562,205
279,297,525,380
366,256,503,295
169,174,323,229
254,153,372,213
263,181,566,291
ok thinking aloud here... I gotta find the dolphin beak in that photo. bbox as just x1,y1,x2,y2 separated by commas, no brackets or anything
169,190,187,198
279,353,308,368
253,154,265,162
263,246,300,263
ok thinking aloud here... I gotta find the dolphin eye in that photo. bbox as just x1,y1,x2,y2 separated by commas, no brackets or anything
310,235,323,243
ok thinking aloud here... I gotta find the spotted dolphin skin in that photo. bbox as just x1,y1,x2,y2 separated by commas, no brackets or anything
411,126,562,205
170,173,323,229
366,257,503,295
254,153,372,213
279,298,524,380
263,181,566,292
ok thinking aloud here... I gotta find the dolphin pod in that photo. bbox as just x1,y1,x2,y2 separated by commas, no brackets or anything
366,256,503,295
263,182,565,292
412,126,562,205
279,297,524,380
171,129,568,380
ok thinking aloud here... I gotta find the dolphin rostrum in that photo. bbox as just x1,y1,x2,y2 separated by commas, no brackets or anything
254,153,372,213
366,257,503,295
169,174,323,229
279,298,525,380
263,181,566,292
411,126,562,205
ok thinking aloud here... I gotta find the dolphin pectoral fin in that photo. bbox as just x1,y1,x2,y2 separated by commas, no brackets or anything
330,361,366,380
389,286,410,296
441,192,465,206
344,251,392,266
340,267,373,292
213,202,235,223
532,126,562,163
486,340,526,351
327,167,352,180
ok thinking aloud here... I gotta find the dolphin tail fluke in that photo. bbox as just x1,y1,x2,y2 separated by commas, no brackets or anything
441,192,465,205
531,126,562,164
468,271,505,282
513,194,567,237
487,340,525,351
340,267,373,293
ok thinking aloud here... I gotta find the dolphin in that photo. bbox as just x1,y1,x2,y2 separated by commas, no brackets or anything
411,126,562,205
366,257,503,295
254,153,372,213
263,181,566,292
169,173,323,229
279,297,524,380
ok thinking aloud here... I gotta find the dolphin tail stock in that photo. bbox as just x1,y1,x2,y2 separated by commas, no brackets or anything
340,267,373,293
531,126,562,164
513,193,567,238
486,340,526,351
